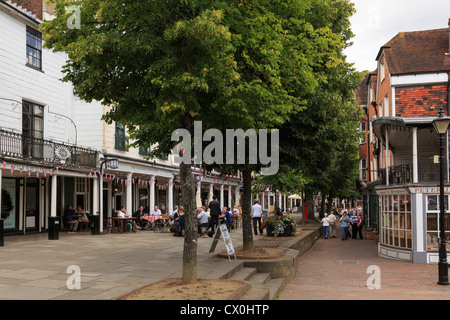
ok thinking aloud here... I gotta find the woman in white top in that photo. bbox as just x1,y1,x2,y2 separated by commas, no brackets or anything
320,214,330,239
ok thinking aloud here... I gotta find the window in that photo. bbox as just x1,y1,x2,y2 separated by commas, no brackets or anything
26,26,42,70
359,121,366,144
114,122,128,151
22,100,44,158
379,194,412,249
360,159,367,181
384,94,389,117
380,59,385,83
426,195,450,251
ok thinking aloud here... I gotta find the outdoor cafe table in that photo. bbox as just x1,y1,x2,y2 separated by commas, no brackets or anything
107,217,136,233
141,214,171,231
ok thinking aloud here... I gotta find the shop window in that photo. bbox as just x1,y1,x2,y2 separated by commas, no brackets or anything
379,194,412,249
426,195,450,251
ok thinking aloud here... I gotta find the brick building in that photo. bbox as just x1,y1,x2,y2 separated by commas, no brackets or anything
357,19,450,264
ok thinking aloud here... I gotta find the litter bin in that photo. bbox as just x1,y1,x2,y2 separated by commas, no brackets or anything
0,219,4,246
48,216,60,240
90,215,100,235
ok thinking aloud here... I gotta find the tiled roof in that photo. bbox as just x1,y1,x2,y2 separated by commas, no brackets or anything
378,28,450,75
356,72,370,106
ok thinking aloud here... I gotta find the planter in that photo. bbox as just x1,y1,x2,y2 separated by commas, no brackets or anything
266,221,295,237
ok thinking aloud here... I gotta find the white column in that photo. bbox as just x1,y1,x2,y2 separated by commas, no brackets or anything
220,184,224,209
107,180,112,218
235,186,240,206
126,173,132,214
208,183,214,205
168,178,174,214
150,175,155,210
228,186,232,209
279,193,282,210
93,176,99,216
413,127,418,183
50,174,57,217
284,194,287,212
262,191,266,211
196,181,202,208
99,173,104,232
386,127,390,186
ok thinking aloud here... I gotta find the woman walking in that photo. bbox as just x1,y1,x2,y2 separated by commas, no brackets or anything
340,212,350,241
320,214,330,239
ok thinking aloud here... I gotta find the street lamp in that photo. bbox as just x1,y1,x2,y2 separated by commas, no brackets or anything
432,106,450,286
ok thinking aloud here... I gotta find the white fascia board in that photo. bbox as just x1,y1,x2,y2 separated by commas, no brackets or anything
391,72,449,87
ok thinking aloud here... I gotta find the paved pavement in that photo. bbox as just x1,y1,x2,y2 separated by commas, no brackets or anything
278,227,450,300
0,227,244,300
2,214,449,301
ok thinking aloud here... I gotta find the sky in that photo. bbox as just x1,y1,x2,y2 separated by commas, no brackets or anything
344,0,450,72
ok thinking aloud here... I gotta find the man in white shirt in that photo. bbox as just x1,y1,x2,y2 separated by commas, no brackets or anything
171,205,178,218
150,205,161,215
251,200,263,236
197,206,209,236
328,210,337,238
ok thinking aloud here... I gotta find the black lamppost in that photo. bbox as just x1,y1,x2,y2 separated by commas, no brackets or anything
432,106,450,286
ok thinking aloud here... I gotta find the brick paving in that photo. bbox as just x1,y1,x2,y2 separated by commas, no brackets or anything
278,228,450,300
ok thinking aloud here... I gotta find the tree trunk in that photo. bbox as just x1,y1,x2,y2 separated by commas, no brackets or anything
242,168,254,251
180,162,198,284
320,193,326,219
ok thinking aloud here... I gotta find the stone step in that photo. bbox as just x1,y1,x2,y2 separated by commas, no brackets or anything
248,272,272,285
239,286,270,300
267,278,285,300
229,267,258,282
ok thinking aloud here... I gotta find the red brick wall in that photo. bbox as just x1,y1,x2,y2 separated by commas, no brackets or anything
11,0,42,21
395,84,448,117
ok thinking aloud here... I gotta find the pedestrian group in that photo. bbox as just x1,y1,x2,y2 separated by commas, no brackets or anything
320,205,364,241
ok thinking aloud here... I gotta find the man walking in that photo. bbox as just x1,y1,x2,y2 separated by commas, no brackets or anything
251,199,263,236
328,210,337,238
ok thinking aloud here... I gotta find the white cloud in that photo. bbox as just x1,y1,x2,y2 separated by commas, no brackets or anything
344,0,450,72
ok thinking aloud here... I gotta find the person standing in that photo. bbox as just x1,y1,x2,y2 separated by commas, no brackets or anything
208,195,221,235
328,210,337,238
349,209,359,239
320,213,330,239
340,212,350,241
357,211,364,240
251,199,263,236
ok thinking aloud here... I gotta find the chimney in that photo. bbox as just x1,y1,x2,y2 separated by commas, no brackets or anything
10,0,43,21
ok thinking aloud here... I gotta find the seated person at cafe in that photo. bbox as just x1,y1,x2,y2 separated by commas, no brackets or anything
77,205,90,231
150,205,161,215
219,207,233,231
173,206,185,237
134,205,150,229
161,205,166,215
117,206,140,232
64,205,79,232
197,206,209,236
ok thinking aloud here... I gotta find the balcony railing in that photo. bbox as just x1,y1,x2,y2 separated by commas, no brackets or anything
0,129,97,168
378,162,446,186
